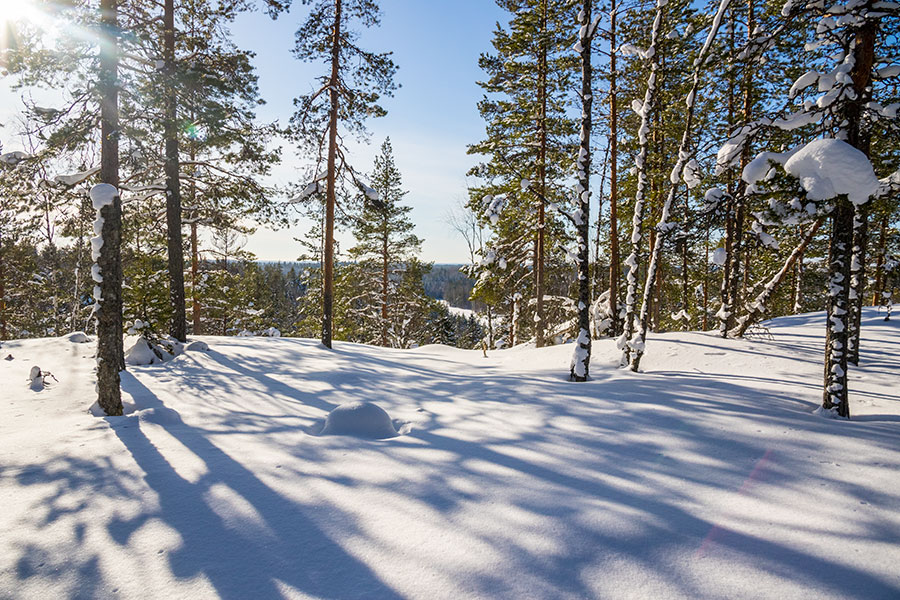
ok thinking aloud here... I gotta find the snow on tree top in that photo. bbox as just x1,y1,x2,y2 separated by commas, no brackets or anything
90,183,118,210
783,138,879,205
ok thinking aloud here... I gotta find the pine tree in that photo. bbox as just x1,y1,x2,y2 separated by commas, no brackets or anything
720,0,900,416
571,0,599,381
468,0,578,349
347,138,422,347
95,0,125,416
288,0,397,349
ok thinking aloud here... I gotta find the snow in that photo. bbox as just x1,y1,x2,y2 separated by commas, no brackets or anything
63,331,90,343
1,309,900,598
90,183,118,210
320,402,399,439
125,337,169,366
783,139,879,205
712,247,728,266
0,150,29,165
361,184,380,202
53,166,99,187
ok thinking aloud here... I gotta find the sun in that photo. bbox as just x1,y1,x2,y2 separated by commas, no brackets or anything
0,1,44,29
0,0,56,65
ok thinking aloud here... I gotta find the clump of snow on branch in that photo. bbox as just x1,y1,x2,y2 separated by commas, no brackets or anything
782,138,879,205
481,194,506,225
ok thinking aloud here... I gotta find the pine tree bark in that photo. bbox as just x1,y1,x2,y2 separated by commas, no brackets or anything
607,0,620,337
571,0,593,381
96,0,123,416
823,16,876,417
322,0,342,349
534,0,548,349
703,225,709,330
164,0,186,342
620,1,664,366
630,0,735,370
823,201,854,417
0,227,6,340
381,227,389,347
191,219,200,333
719,0,753,336
871,216,887,306
847,204,868,365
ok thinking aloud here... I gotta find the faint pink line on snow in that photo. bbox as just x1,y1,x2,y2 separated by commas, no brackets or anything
695,448,774,557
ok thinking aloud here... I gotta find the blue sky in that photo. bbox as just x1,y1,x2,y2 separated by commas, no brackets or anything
231,0,508,263
0,0,509,263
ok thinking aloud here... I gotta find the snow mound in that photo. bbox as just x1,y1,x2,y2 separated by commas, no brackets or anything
63,331,91,343
125,337,171,366
783,138,879,205
134,405,183,425
320,402,398,439
185,340,209,352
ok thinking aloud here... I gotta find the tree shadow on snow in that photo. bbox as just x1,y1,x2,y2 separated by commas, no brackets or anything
101,371,403,600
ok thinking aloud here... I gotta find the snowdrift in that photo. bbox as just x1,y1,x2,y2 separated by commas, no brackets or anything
1,307,899,599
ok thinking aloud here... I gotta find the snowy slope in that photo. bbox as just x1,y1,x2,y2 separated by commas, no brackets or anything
1,308,899,599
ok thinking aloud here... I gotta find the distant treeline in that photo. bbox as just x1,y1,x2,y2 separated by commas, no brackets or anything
261,262,477,309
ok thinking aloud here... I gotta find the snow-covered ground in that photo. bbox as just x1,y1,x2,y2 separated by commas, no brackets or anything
1,307,899,599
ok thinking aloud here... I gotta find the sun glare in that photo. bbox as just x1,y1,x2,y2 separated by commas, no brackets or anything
1,0,61,64
0,1,43,28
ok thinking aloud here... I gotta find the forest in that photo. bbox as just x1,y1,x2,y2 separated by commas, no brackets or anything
0,0,898,420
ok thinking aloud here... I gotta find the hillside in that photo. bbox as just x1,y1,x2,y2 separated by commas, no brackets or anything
1,308,899,599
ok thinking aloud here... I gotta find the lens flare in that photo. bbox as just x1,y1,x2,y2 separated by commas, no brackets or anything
1,2,50,66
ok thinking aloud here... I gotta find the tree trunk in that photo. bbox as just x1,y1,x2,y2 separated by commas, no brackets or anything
381,228,388,347
322,0,342,349
681,231,689,330
870,215,887,306
164,0,186,342
534,0,548,349
571,0,593,382
733,216,824,337
620,0,664,365
191,220,200,333
629,0,733,371
847,201,868,365
0,227,6,340
791,241,803,314
96,0,123,416
823,201,854,417
823,17,876,417
703,224,709,330
718,193,734,336
607,0,620,337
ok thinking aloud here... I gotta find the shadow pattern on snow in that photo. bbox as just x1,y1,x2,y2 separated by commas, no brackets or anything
5,309,900,599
